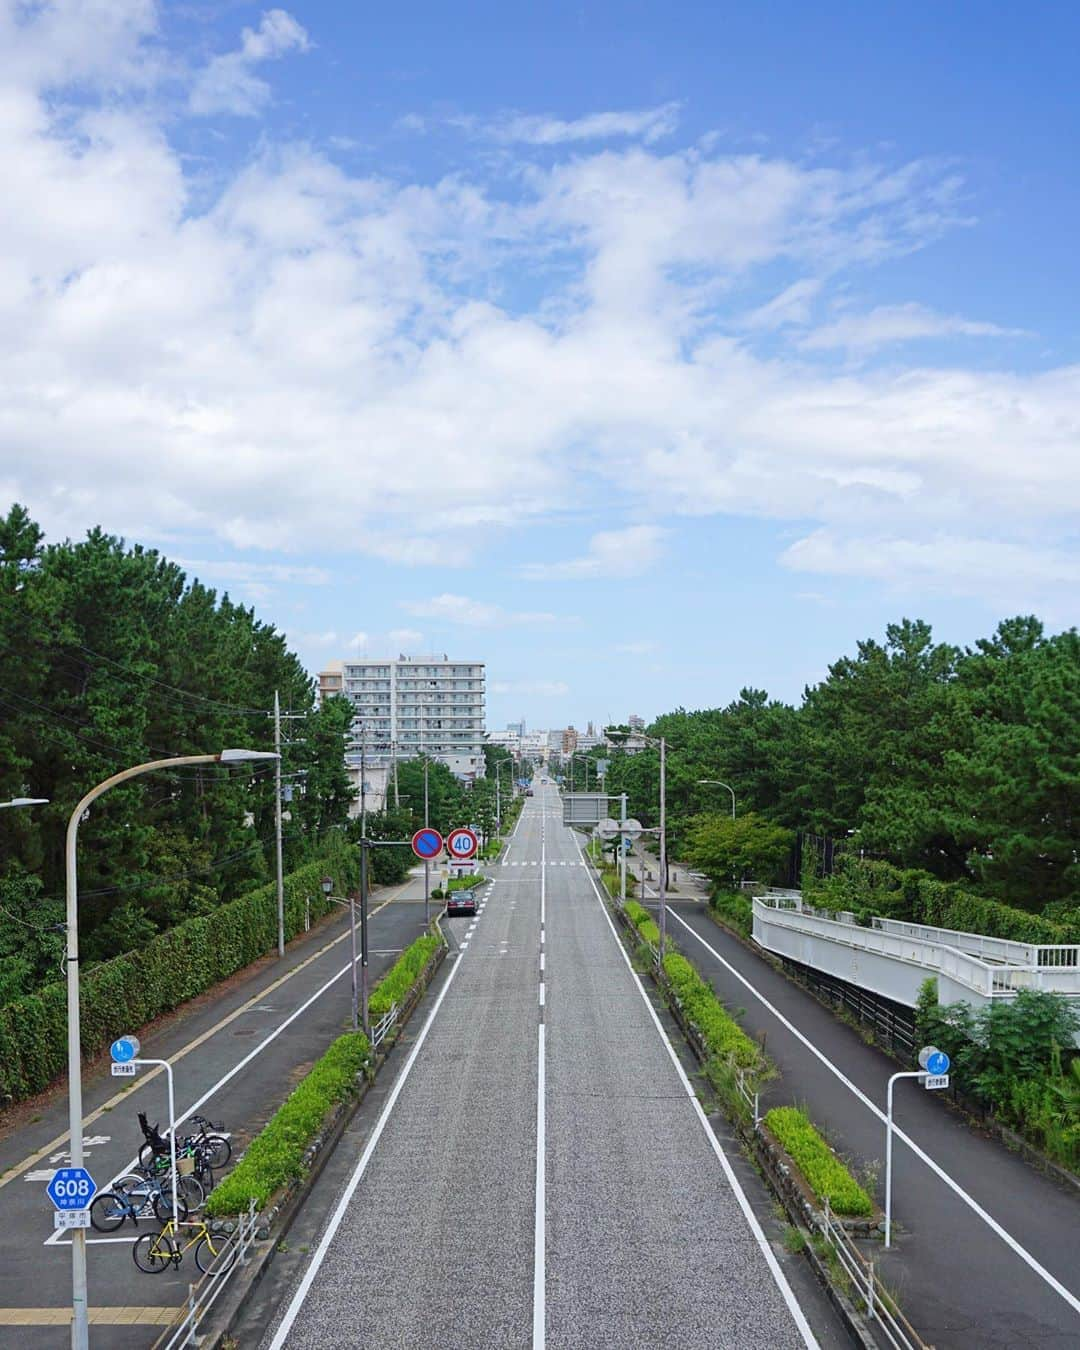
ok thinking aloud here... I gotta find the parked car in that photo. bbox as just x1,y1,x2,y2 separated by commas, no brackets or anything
525,788,534,797
446,887,477,916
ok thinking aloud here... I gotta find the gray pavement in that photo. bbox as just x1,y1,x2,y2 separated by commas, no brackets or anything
629,852,1080,1349
0,867,435,1348
261,784,841,1349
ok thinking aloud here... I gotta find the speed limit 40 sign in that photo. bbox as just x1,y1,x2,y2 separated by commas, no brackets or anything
446,827,478,861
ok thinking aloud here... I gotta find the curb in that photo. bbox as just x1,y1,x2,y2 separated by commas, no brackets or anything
181,938,448,1350
601,882,885,1350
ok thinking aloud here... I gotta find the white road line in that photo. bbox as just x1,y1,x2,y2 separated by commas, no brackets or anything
668,909,1080,1319
532,1022,546,1350
574,835,820,1349
268,938,467,1350
539,985,545,1007
44,948,367,1247
540,952,545,972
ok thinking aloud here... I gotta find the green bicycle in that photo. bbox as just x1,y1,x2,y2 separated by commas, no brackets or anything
132,1216,238,1276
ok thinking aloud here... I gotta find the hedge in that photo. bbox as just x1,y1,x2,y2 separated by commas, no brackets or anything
368,933,442,1020
764,1106,873,1216
623,899,660,948
448,873,485,891
0,836,359,1106
662,951,763,1072
204,1032,371,1216
809,856,1077,946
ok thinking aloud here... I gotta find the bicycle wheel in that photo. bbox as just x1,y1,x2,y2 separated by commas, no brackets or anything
151,1188,190,1225
133,1231,175,1274
195,1230,238,1276
177,1174,205,1211
203,1134,231,1167
89,1191,130,1233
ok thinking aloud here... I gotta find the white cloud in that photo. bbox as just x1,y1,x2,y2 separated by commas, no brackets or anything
388,627,424,648
801,303,1026,352
519,526,668,580
346,631,370,651
0,5,1075,614
189,9,310,117
293,629,338,646
176,559,331,586
615,639,657,655
491,103,680,146
402,594,563,627
492,680,570,696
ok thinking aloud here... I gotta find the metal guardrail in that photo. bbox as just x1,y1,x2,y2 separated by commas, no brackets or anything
153,1199,260,1350
370,1002,400,1051
817,1200,927,1350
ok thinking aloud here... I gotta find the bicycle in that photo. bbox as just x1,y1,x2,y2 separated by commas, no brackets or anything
90,1173,190,1232
132,1215,238,1276
138,1112,230,1171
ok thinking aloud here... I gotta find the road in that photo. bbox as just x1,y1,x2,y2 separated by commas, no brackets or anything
627,853,1080,1349
0,866,436,1346
259,783,844,1349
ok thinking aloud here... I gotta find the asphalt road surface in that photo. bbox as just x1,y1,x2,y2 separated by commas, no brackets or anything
260,784,841,1349
0,866,435,1347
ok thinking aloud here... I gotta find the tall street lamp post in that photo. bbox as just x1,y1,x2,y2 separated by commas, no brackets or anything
0,797,50,809
697,779,736,819
65,748,277,1350
322,877,358,1030
609,732,667,960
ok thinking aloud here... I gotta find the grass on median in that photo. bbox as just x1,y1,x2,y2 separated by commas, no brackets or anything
764,1106,874,1216
205,1032,370,1216
368,932,443,1020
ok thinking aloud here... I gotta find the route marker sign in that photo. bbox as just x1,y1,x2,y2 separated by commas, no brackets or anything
446,827,479,861
110,1035,140,1063
47,1166,96,1211
411,828,444,860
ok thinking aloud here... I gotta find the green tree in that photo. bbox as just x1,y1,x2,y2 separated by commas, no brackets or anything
685,812,794,887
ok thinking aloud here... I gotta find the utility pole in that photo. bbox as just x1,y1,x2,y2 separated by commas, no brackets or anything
359,724,370,1035
658,736,667,960
619,791,627,905
274,690,285,958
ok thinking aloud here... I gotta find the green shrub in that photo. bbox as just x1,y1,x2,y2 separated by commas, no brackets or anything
0,836,359,1106
662,952,762,1072
764,1106,873,1216
709,890,753,937
623,900,660,947
448,873,485,891
205,1032,371,1216
368,933,442,1020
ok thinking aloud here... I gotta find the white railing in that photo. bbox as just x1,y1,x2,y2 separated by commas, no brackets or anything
817,1200,926,1350
757,897,1080,999
154,1199,260,1350
873,917,1080,972
370,1002,400,1051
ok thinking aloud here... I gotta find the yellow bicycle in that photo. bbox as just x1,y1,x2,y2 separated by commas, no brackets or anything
132,1215,238,1276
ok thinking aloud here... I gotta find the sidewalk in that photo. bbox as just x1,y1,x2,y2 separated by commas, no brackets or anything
628,846,1080,1349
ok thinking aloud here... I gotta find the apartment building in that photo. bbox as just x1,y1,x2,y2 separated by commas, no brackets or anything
320,656,486,780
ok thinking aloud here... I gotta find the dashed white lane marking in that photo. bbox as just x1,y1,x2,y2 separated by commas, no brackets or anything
668,909,1080,1319
539,985,545,1007
532,1022,546,1349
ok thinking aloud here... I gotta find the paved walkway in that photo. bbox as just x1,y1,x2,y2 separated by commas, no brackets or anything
629,848,1080,1349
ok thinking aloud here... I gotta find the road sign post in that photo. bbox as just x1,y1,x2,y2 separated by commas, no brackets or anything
885,1046,951,1246
411,828,444,861
47,1167,97,1212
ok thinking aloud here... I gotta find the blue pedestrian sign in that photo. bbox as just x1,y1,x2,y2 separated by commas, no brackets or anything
47,1167,97,1210
926,1049,950,1076
110,1035,140,1063
411,828,443,861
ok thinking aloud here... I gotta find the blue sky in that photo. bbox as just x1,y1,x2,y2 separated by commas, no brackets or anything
3,1,1078,729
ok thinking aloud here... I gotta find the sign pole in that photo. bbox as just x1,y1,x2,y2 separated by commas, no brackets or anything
360,838,370,1036
619,793,627,906
885,1046,949,1247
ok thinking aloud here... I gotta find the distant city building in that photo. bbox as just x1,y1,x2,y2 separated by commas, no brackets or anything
561,726,578,755
320,655,486,780
628,713,645,731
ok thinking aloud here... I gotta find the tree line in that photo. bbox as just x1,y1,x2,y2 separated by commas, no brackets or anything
0,504,356,1000
596,616,1078,916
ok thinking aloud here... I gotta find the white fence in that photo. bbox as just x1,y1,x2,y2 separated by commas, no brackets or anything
817,1200,927,1350
154,1200,260,1350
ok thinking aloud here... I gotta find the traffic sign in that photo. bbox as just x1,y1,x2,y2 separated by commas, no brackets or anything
595,818,619,839
47,1167,97,1210
924,1074,950,1091
111,1063,136,1077
446,827,479,861
411,828,444,860
54,1210,91,1230
622,818,643,837
918,1045,950,1076
110,1035,140,1063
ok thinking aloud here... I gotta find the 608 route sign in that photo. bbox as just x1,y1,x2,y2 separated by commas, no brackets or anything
47,1167,97,1211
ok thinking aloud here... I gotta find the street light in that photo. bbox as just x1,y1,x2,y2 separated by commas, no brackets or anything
65,748,276,1350
608,731,668,961
697,779,736,820
322,876,358,1031
0,797,49,808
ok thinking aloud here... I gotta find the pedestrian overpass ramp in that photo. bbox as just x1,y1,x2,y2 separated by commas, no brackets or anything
752,891,1080,1027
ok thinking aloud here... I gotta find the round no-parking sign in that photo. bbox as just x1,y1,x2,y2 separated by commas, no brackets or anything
446,827,478,861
